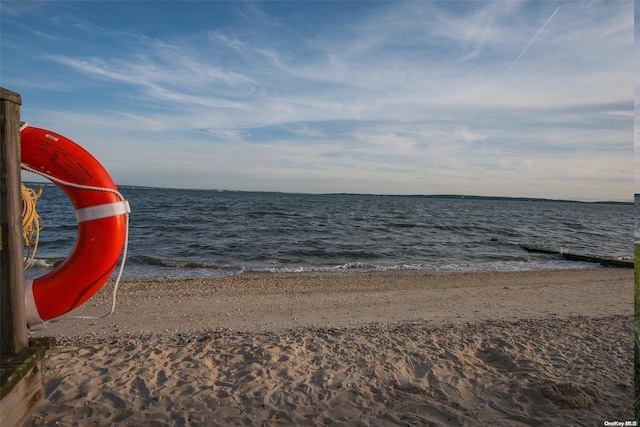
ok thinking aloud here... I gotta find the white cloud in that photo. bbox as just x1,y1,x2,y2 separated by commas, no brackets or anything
3,1,632,200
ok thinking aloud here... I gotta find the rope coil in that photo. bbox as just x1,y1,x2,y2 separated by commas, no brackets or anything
21,183,43,269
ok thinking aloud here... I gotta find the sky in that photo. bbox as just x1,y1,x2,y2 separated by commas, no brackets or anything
1,1,634,201
635,0,640,200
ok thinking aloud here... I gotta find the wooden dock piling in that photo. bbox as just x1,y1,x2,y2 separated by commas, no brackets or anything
0,87,52,427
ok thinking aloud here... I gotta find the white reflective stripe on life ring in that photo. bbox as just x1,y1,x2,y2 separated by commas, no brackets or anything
25,279,44,329
75,200,131,223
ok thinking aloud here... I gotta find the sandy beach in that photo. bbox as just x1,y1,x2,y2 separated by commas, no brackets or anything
28,268,633,426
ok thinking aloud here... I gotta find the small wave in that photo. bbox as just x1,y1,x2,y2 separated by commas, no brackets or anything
232,259,599,276
130,255,172,267
120,257,602,279
252,262,385,274
25,257,64,268
390,223,418,229
248,210,298,218
281,248,381,260
129,255,237,271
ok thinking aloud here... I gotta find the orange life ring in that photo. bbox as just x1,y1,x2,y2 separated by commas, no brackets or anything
20,126,130,327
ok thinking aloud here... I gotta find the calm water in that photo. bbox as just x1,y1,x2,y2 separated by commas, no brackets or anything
24,184,633,279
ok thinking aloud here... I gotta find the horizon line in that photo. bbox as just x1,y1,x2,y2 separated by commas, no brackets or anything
21,180,633,204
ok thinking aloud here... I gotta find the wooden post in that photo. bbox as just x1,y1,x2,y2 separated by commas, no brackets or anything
0,87,28,355
0,88,53,427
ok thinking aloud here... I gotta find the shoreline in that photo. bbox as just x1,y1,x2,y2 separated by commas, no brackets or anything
32,268,632,338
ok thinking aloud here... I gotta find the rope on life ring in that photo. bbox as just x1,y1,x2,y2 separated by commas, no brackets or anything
21,163,131,326
20,123,130,329
21,183,43,269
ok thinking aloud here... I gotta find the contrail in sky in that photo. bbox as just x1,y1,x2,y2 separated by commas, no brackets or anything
501,6,560,80
463,6,560,131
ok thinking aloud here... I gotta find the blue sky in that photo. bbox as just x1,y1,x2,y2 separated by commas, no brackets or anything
1,1,633,201
635,0,640,199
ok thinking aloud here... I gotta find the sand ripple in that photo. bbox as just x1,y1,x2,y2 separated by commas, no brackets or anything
31,315,632,426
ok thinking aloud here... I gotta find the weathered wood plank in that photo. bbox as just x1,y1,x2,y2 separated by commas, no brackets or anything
29,337,56,350
0,347,45,427
0,347,44,400
0,87,27,355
